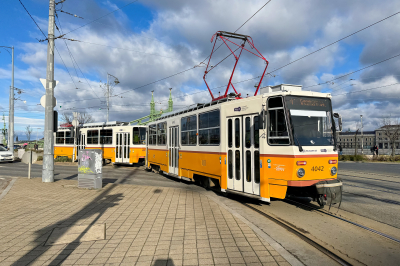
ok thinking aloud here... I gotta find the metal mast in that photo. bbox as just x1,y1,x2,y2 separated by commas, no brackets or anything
106,74,109,123
9,47,14,150
42,0,56,183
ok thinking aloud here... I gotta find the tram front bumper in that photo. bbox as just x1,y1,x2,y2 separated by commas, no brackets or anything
314,179,343,205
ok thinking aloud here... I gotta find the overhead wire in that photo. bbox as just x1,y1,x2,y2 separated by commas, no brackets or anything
61,0,139,36
55,15,103,101
17,0,78,89
303,52,400,89
269,11,400,75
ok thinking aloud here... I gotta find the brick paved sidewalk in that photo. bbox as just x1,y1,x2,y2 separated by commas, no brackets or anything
0,178,291,266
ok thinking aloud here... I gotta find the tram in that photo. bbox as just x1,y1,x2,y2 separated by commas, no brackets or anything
146,84,343,206
54,121,147,165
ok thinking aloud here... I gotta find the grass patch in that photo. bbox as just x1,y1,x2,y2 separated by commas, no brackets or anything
55,156,72,162
37,156,43,161
339,155,366,161
371,155,400,162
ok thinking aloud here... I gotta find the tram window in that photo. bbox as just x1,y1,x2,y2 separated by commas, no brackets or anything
189,131,197,145
246,151,251,182
149,124,157,145
245,117,251,148
268,97,284,108
228,150,233,179
133,127,146,145
65,131,74,144
181,115,197,146
254,116,259,148
199,110,220,145
100,129,113,145
254,151,260,183
157,123,167,145
181,132,188,145
235,150,241,180
235,118,240,148
56,132,64,144
228,119,232,148
87,130,99,145
268,97,290,145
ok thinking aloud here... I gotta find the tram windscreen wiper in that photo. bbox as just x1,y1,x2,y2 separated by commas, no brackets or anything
293,131,303,152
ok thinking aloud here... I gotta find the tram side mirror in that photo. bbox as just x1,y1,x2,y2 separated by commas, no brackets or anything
333,113,342,132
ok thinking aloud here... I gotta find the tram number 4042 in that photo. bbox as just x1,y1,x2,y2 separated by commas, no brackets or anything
311,166,324,171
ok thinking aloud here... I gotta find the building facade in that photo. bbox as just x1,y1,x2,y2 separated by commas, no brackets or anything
336,131,376,150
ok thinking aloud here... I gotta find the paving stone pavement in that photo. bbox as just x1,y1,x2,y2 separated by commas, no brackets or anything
0,178,291,266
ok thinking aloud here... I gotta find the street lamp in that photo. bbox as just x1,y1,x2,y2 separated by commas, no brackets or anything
36,128,41,144
105,73,120,123
360,115,363,154
0,45,14,151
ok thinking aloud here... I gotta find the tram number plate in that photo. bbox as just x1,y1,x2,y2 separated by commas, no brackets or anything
311,166,324,172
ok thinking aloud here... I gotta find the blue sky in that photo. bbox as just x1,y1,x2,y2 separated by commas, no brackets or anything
1,0,400,140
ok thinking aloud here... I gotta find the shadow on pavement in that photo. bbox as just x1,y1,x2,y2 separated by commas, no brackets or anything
153,259,175,266
11,167,141,266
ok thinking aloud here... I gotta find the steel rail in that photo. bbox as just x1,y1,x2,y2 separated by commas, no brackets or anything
283,198,400,244
242,202,353,266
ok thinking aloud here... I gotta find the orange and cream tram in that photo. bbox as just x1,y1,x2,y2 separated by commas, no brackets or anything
54,121,147,165
146,84,343,206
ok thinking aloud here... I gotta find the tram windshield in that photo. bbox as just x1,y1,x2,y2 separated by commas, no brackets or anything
285,96,334,147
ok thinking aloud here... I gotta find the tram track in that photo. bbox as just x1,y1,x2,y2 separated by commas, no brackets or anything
242,202,354,266
241,195,400,266
282,198,400,244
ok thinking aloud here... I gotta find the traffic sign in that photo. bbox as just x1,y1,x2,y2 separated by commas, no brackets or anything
40,95,57,108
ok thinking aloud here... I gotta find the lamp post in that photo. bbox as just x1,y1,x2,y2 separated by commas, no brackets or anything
360,115,363,154
105,73,119,123
0,45,14,151
36,128,41,143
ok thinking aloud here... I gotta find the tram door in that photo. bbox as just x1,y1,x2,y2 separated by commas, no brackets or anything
226,115,260,195
169,126,179,175
115,132,130,163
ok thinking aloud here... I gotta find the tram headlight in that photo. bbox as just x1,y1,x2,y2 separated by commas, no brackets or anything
331,166,337,176
297,168,305,178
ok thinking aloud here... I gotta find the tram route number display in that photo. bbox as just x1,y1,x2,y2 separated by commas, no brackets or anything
285,96,331,111
311,166,324,172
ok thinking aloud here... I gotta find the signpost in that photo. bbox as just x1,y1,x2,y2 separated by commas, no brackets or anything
22,151,38,179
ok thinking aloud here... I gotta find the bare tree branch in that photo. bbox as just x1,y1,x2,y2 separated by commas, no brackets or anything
61,112,95,125
25,125,33,142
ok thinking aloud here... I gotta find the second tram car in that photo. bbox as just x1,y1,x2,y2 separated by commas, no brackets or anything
146,84,342,206
54,121,147,165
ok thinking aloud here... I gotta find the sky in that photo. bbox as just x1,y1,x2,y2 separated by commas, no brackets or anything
1,0,400,141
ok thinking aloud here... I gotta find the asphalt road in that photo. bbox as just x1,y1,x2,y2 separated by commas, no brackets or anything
339,161,400,176
1,161,399,228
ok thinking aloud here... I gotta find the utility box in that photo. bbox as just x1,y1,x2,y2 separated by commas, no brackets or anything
78,149,102,189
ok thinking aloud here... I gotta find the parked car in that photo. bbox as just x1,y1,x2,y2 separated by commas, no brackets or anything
0,145,14,163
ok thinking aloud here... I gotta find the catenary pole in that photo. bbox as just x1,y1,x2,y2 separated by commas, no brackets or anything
42,0,56,183
10,47,14,152
106,73,109,123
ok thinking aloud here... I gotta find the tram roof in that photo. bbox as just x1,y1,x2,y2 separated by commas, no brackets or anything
81,121,129,128
156,95,238,121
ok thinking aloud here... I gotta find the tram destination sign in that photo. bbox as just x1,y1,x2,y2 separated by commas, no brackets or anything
285,96,331,111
